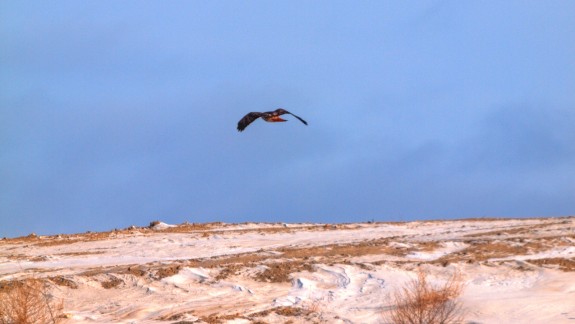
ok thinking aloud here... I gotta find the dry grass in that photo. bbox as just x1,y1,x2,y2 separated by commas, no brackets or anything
49,276,78,289
248,306,314,320
463,219,574,239
386,270,464,324
429,236,571,267
0,278,64,324
100,275,124,289
254,261,315,283
525,258,575,271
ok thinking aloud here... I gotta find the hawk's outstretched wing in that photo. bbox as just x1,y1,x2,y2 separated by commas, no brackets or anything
285,111,308,126
237,112,263,132
274,109,308,126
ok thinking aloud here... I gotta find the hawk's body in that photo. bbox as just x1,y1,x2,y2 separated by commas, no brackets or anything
237,108,308,132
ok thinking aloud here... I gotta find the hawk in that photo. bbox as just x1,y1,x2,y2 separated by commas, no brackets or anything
237,108,308,132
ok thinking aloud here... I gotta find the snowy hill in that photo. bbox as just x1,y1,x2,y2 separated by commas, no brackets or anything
1,217,574,323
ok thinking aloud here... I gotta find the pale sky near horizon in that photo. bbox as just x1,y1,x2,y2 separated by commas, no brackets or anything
1,1,574,238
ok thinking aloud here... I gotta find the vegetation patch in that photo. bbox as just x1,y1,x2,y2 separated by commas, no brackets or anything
525,258,575,272
154,265,182,279
100,275,124,289
254,261,315,283
0,278,64,324
199,312,244,324
49,276,78,289
384,270,464,324
249,306,313,319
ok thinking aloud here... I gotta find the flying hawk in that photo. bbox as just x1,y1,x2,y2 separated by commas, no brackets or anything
237,108,308,132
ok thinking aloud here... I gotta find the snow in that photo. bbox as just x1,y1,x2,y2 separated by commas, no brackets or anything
406,241,468,260
150,222,176,231
1,217,574,323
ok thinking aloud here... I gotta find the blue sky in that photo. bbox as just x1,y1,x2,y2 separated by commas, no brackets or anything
1,1,574,237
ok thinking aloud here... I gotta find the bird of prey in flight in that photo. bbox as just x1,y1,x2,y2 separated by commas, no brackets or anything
237,108,308,132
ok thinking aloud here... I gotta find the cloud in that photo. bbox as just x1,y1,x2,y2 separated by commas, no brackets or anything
457,105,575,172
2,1,574,237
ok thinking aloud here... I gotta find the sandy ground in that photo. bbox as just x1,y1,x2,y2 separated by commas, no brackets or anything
1,217,574,323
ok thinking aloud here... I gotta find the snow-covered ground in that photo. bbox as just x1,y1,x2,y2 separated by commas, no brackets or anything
1,217,574,323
